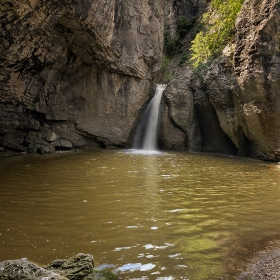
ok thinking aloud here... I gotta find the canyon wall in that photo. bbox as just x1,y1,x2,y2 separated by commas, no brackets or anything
1,0,280,161
160,0,280,161
0,0,164,153
159,0,238,155
201,0,280,160
233,0,280,160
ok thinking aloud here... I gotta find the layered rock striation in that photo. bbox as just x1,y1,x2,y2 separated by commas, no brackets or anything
233,0,280,160
161,0,280,161
203,0,280,160
1,0,280,161
0,0,164,152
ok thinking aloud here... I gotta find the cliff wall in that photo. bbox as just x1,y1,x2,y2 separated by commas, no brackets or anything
200,0,280,160
233,0,280,160
1,0,280,161
160,0,280,161
0,0,164,152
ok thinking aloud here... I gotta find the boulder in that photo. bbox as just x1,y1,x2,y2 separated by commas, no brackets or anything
45,253,95,280
44,254,119,280
54,139,73,150
25,131,55,154
0,259,67,280
0,123,27,152
0,254,119,280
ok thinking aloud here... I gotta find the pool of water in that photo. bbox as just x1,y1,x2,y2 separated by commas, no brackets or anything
0,150,280,279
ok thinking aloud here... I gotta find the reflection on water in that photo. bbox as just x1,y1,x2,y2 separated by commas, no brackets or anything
0,150,280,279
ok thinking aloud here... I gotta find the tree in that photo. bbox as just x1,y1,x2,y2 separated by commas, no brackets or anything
190,0,244,68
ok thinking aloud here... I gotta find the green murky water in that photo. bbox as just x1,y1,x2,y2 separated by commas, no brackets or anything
0,150,280,279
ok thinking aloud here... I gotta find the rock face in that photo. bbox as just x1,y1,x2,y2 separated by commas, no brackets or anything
159,67,201,152
0,0,164,152
233,0,280,160
159,63,237,155
0,253,119,280
0,259,68,280
157,0,238,155
163,0,280,160
1,0,280,160
45,253,95,280
201,0,280,160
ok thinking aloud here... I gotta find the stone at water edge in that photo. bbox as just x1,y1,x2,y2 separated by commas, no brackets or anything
44,253,94,279
0,253,119,280
45,253,119,280
0,259,67,280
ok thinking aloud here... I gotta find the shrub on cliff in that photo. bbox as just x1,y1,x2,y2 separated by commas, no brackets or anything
190,0,244,68
177,16,196,38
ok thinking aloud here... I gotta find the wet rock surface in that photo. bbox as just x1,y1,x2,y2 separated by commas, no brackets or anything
0,259,68,280
45,253,95,280
0,254,119,280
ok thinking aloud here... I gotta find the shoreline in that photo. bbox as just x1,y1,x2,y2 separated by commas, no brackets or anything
237,241,280,279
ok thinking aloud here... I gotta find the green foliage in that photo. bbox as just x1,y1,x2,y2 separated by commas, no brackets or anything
162,73,172,83
164,26,178,58
177,16,196,38
164,16,196,58
190,0,244,68
161,55,172,83
178,52,189,66
154,55,172,84
165,38,177,57
190,31,212,68
161,55,171,71
94,270,119,280
28,143,35,150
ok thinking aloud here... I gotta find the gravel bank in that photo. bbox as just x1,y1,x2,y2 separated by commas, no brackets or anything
237,247,280,279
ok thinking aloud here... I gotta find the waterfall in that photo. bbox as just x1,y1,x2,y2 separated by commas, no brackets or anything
133,84,167,151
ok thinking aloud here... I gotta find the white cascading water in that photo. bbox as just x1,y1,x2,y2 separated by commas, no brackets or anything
133,84,167,151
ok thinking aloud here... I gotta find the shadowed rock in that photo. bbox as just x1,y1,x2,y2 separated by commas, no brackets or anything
0,0,164,152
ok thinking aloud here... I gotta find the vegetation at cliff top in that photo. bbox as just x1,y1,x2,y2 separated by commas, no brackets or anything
190,0,244,68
